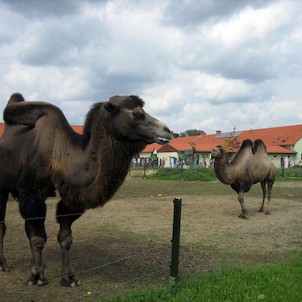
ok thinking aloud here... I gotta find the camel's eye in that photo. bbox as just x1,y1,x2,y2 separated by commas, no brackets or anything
133,110,145,120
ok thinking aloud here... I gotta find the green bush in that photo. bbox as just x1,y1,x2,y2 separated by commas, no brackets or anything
132,167,302,182
147,168,216,181
277,167,302,180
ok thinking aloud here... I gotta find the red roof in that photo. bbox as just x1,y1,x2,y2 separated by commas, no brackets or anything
141,142,163,153
72,125,83,134
142,124,302,154
158,144,178,152
0,123,83,136
0,122,299,155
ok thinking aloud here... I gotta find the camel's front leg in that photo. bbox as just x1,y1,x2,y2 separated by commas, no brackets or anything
237,192,248,219
0,192,9,272
0,222,8,272
56,200,83,287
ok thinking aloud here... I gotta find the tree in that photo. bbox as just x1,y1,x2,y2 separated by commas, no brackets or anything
180,129,206,137
223,127,241,152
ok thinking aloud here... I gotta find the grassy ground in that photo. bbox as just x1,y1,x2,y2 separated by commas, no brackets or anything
0,175,301,301
107,255,302,301
132,166,302,181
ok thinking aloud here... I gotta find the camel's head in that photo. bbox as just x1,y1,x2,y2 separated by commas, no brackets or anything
102,95,172,144
211,145,225,159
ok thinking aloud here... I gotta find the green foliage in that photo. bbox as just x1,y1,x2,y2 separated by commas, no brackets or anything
106,255,302,302
132,167,302,182
276,167,302,181
147,168,217,181
179,129,205,137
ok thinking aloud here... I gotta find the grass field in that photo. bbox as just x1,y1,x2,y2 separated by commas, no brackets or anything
0,173,301,301
132,166,302,182
108,255,302,301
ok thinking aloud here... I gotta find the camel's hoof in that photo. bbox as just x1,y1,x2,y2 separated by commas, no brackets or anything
239,214,248,219
60,277,81,287
0,264,10,272
258,209,264,213
27,275,48,286
265,211,271,215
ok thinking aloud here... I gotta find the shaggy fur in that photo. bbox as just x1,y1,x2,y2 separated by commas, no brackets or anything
0,93,171,287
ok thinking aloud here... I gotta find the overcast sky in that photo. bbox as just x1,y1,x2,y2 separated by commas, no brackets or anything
0,0,301,134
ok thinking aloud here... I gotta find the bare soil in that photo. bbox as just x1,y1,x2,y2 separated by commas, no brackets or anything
1,179,301,301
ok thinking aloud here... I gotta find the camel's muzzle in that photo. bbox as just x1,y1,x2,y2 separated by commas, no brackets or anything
211,150,218,157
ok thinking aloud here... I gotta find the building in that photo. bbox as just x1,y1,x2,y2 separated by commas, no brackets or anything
1,122,301,169
140,124,302,169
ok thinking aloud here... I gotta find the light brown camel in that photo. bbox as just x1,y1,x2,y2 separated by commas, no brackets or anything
211,139,276,219
0,93,172,287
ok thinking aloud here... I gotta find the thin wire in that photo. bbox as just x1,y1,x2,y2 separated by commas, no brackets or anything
47,245,169,284
1,201,178,290
119,267,168,285
2,211,174,287
0,211,85,224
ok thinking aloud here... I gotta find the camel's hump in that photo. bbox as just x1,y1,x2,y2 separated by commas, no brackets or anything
240,139,253,149
253,139,267,153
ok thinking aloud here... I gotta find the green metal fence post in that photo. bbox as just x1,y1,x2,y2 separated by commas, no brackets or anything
170,198,182,283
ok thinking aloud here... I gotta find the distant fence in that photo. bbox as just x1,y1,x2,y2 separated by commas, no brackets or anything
130,166,302,181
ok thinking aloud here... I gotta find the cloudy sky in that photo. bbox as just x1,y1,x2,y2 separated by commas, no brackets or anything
0,0,301,134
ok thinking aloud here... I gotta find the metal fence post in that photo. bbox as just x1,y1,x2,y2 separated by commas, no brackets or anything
170,198,182,283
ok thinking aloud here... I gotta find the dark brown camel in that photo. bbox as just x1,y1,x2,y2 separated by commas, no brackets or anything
0,93,172,287
211,139,276,219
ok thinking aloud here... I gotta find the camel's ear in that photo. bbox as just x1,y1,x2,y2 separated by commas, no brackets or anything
104,102,120,114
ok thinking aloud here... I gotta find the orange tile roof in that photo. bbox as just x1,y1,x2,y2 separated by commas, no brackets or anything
158,144,178,152
141,142,163,153
0,122,299,155
0,123,83,136
142,124,302,155
71,125,83,134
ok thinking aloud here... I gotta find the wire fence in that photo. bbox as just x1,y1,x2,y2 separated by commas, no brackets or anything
47,245,170,286
1,198,184,297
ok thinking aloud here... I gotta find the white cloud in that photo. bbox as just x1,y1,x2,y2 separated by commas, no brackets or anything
193,73,251,103
207,2,290,49
0,0,302,135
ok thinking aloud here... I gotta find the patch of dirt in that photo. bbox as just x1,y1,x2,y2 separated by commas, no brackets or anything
1,181,301,301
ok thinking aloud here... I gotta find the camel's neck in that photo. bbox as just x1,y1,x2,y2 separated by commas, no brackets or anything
52,126,145,210
51,127,100,187
214,156,234,185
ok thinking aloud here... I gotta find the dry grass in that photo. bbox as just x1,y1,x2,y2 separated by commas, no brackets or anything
1,178,302,301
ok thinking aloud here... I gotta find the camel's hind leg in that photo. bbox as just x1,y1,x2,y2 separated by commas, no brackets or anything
265,179,274,215
258,179,274,215
56,200,84,287
258,180,267,213
19,191,48,286
0,191,9,272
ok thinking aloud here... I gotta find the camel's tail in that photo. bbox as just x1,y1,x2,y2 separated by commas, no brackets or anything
253,139,267,153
